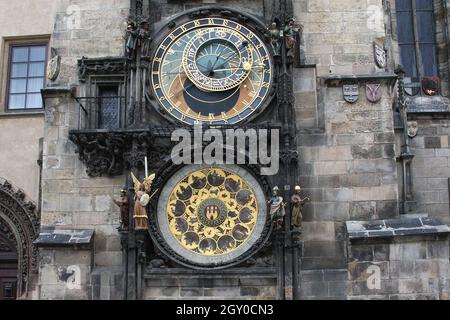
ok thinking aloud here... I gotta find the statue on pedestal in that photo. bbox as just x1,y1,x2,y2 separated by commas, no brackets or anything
284,18,298,60
125,20,138,59
268,186,286,230
114,189,129,231
291,185,310,229
131,172,156,230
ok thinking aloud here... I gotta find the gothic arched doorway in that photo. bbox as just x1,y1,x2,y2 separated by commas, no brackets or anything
0,179,40,299
0,231,18,300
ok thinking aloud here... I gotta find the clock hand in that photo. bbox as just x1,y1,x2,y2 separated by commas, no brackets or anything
214,42,250,70
212,65,266,72
210,44,231,71
210,42,248,72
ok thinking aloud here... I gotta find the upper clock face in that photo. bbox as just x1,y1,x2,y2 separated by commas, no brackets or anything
151,18,273,125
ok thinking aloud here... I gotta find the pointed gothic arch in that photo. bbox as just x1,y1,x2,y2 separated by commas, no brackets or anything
0,178,40,298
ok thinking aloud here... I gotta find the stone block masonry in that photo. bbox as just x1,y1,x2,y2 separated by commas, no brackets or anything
346,218,450,300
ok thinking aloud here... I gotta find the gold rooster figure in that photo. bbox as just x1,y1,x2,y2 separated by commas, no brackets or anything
131,172,157,230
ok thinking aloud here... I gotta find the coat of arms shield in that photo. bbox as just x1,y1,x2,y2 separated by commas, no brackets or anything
404,77,421,96
373,41,386,69
422,77,440,96
366,83,382,103
343,83,359,103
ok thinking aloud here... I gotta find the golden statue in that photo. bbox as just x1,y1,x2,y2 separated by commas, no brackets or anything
131,172,156,230
291,185,310,229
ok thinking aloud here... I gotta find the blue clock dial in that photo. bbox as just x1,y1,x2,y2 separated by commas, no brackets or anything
151,18,273,125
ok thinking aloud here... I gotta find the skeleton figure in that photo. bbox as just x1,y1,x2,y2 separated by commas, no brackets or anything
131,172,156,230
268,186,286,230
268,21,281,57
291,185,310,229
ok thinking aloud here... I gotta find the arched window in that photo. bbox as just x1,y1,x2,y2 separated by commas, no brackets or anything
395,0,438,78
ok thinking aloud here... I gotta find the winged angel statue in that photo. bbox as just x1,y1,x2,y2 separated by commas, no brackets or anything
131,172,157,230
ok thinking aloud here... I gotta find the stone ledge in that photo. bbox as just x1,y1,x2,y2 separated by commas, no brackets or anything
34,227,94,249
406,95,450,115
322,72,397,86
144,267,277,277
346,217,450,242
0,111,44,118
41,86,75,96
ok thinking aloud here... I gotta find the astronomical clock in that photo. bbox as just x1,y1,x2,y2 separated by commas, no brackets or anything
69,1,299,298
146,11,279,269
151,17,274,125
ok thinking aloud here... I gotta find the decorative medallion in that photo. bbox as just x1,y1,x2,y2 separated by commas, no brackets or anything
343,83,359,103
373,40,386,69
422,77,440,96
404,77,421,96
47,55,61,81
156,165,269,268
151,17,273,125
407,121,418,138
366,83,382,103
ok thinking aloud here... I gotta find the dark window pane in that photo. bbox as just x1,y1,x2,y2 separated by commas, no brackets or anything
399,44,418,77
11,63,28,77
396,11,415,43
28,62,45,77
8,94,26,109
416,11,435,43
415,0,433,10
27,78,44,93
10,79,26,93
4,285,13,298
26,93,42,108
420,44,438,76
98,87,119,129
396,0,412,11
29,46,46,61
12,47,28,62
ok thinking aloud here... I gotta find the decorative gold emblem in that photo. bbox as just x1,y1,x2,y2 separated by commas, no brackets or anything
167,168,258,256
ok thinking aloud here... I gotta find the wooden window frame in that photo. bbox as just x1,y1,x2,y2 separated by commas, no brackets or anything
0,36,50,113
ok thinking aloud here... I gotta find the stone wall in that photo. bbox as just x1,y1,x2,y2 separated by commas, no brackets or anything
294,0,385,76
291,0,400,299
38,248,92,300
144,272,277,300
49,0,129,87
41,89,125,299
408,117,450,225
347,237,450,300
38,0,134,300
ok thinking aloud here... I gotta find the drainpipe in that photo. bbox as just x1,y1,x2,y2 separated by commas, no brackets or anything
37,138,43,214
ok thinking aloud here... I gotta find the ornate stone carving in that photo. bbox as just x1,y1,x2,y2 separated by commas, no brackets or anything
0,178,40,297
69,132,130,177
69,129,175,177
77,57,127,82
